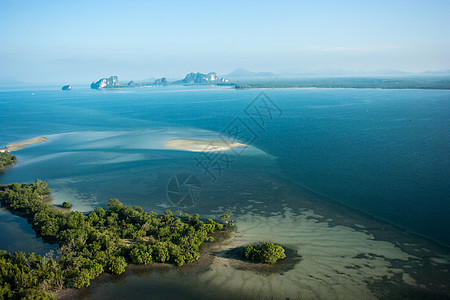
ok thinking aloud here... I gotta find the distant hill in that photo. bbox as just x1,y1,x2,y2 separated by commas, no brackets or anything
278,68,364,77
419,69,450,76
277,68,450,78
0,77,25,86
227,68,277,79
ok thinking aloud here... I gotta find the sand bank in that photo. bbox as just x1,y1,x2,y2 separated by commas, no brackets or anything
164,138,245,152
4,136,49,152
197,207,418,300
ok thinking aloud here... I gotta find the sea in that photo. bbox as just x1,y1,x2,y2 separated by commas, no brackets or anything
0,85,449,298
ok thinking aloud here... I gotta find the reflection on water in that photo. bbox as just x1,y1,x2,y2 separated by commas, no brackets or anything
0,209,58,255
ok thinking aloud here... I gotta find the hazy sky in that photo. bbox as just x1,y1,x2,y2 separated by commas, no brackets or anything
1,0,449,83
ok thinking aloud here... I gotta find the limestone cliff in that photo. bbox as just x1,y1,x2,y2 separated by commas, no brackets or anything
90,76,120,89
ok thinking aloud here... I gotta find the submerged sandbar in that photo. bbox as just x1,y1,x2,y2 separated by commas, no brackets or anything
3,136,48,152
164,138,245,152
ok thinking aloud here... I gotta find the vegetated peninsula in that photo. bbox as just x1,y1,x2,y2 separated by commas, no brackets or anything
233,76,450,89
0,151,17,171
0,181,230,299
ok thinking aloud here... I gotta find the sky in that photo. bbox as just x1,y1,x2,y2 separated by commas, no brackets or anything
0,0,449,83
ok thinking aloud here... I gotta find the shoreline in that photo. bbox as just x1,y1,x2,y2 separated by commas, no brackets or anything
59,201,450,299
6,173,447,299
54,228,235,299
235,86,450,90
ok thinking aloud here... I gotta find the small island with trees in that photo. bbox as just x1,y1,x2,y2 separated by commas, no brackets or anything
242,242,286,264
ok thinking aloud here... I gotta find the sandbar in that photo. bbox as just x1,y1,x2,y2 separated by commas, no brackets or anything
4,136,49,152
164,138,245,152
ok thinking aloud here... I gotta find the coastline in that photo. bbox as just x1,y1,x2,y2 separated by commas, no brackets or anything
60,201,450,300
4,164,446,299
54,228,235,300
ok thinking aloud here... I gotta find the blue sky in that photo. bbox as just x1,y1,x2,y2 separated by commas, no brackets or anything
1,0,449,83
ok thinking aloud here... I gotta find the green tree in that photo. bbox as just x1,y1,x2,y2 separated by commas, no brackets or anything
220,211,233,226
0,151,17,169
242,242,286,264
129,244,153,265
0,181,227,295
107,256,127,275
152,242,169,263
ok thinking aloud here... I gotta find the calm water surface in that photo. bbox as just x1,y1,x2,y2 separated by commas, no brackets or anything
1,86,448,246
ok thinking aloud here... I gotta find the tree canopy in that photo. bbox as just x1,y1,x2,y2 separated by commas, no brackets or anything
242,242,286,264
0,181,225,299
0,151,16,169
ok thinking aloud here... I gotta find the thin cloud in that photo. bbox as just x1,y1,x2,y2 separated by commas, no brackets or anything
306,45,406,52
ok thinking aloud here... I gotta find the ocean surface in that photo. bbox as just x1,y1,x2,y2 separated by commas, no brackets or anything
0,85,449,298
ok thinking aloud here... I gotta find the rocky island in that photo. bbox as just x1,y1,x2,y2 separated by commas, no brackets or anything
90,76,120,89
174,72,229,85
61,85,72,90
89,72,231,90
153,77,168,85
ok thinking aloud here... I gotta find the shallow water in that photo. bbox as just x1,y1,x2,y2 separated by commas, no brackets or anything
0,208,58,255
0,85,449,298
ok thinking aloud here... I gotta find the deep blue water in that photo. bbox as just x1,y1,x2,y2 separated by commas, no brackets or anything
0,85,449,248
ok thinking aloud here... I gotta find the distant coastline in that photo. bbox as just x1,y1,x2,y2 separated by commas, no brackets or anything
232,77,450,90
87,72,450,91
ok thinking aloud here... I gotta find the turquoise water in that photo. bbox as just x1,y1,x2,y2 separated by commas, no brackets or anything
0,85,449,249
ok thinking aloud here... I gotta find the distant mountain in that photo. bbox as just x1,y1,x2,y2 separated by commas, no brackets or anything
363,69,411,76
0,77,25,86
227,68,277,79
419,69,450,76
278,68,418,78
153,77,168,85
